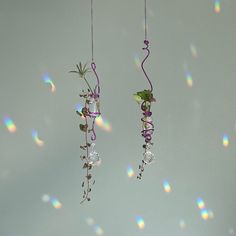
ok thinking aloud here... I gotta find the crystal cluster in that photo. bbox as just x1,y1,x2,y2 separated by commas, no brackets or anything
143,143,154,164
88,143,101,166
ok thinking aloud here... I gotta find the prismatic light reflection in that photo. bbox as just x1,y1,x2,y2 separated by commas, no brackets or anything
223,134,229,147
85,218,104,235
50,197,62,209
229,228,235,235
76,104,112,132
136,216,145,229
190,43,198,58
127,165,135,178
42,194,50,203
95,116,112,132
32,130,44,147
201,209,209,220
196,198,214,220
134,53,141,69
183,64,193,88
163,180,172,193
3,116,17,133
214,0,221,13
197,198,205,209
86,217,95,226
43,74,56,93
185,71,193,87
94,225,104,236
179,219,186,229
42,194,62,209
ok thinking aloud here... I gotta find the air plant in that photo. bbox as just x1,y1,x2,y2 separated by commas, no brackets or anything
70,62,101,203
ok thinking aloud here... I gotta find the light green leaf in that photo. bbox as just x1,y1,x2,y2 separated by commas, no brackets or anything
136,89,156,102
133,94,142,104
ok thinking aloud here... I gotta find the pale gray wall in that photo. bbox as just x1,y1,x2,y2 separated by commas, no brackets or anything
0,0,236,235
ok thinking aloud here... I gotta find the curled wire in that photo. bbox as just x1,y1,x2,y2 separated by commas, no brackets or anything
90,118,96,141
88,62,101,141
91,62,100,94
141,40,153,92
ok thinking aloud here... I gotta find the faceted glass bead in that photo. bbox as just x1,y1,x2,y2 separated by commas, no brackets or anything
143,150,154,164
88,150,100,166
146,142,152,150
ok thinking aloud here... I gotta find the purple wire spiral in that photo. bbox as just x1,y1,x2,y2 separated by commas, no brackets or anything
91,62,100,95
141,40,153,92
140,40,154,143
89,62,101,141
141,104,154,143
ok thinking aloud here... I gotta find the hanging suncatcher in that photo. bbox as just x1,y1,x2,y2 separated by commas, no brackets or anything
134,0,156,179
70,0,101,203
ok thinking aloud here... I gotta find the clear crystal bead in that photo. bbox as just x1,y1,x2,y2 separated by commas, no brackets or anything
88,150,101,166
143,150,154,164
88,97,100,116
146,142,152,150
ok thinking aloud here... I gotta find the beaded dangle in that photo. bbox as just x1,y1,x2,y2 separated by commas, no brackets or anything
70,0,101,203
134,0,156,179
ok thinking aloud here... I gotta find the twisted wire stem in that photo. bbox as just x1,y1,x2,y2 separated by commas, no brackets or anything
141,40,153,92
91,62,100,94
88,62,101,142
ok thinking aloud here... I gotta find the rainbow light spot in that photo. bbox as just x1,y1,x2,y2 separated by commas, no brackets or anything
95,116,112,132
208,210,214,219
179,220,186,229
94,225,104,236
76,104,112,132
43,74,56,92
223,134,229,147
3,116,17,133
201,209,209,220
76,104,84,117
136,216,145,229
190,43,198,58
86,217,95,226
229,228,235,235
134,54,141,69
32,130,44,147
197,198,205,209
163,180,172,193
185,72,193,87
214,0,221,13
127,165,135,178
50,197,62,209
42,194,50,203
